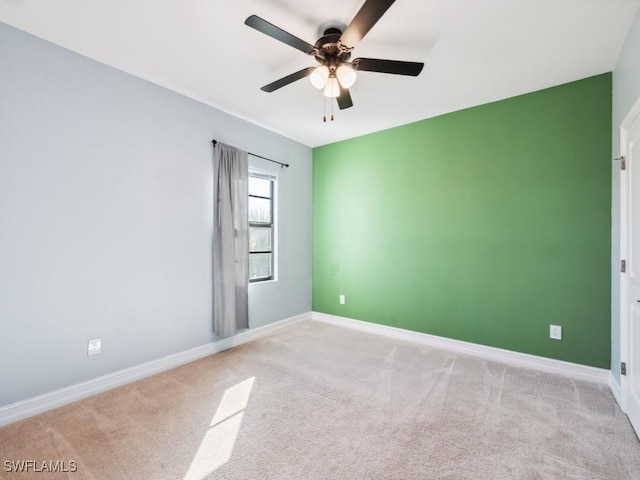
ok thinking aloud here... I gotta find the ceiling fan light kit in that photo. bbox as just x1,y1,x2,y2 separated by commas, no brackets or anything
245,0,424,121
336,65,357,89
310,65,330,89
324,77,341,98
311,63,357,92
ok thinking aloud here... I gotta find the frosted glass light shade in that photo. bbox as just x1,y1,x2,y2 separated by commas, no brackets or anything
336,65,357,88
323,77,340,98
309,66,329,89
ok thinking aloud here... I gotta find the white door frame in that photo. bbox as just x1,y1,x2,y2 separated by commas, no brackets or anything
620,95,640,414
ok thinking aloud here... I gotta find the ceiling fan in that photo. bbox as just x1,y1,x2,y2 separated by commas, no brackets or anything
245,0,424,119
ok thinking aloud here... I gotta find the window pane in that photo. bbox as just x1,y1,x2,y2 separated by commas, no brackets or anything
249,177,271,198
249,197,271,223
250,253,272,280
250,226,272,252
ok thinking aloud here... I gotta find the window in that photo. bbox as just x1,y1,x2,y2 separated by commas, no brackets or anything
248,172,275,282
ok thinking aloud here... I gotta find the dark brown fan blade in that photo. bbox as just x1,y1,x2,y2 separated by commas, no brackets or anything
339,0,396,49
352,58,424,76
337,87,354,110
260,67,315,92
245,15,315,55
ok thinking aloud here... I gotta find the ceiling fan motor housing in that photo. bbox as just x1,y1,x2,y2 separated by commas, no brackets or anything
314,28,351,68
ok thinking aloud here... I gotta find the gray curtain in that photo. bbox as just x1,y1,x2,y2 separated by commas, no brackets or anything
213,142,249,338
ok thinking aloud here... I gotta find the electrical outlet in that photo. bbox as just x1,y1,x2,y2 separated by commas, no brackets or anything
339,294,346,305
87,338,101,356
549,325,562,340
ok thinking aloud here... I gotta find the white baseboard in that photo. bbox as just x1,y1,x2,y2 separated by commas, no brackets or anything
0,312,310,428
609,372,623,408
312,312,610,385
1,311,613,428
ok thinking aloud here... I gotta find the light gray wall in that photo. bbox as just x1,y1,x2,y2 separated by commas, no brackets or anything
611,9,640,383
0,22,312,406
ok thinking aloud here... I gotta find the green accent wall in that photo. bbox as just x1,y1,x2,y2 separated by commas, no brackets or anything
313,74,612,368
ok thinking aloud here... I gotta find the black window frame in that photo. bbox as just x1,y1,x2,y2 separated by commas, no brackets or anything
248,173,275,283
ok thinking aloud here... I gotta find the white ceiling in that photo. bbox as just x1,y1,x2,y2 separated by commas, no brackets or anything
1,0,638,147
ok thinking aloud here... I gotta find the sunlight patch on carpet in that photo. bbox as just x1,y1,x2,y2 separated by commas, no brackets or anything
183,377,255,480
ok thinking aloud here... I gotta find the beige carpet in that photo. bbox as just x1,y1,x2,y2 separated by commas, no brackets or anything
1,320,640,480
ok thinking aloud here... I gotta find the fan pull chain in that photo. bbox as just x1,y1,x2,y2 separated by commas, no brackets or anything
323,96,327,122
331,98,335,121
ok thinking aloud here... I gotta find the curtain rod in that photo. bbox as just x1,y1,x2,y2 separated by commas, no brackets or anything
212,140,290,168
